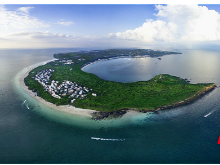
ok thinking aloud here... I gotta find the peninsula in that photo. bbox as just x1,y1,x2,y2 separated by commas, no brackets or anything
24,49,215,119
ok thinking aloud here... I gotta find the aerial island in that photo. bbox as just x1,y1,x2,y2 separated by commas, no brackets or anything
24,49,216,119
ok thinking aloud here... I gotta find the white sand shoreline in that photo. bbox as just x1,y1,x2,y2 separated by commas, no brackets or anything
20,60,97,118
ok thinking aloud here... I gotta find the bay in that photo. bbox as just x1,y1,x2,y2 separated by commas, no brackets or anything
82,49,220,84
0,49,220,163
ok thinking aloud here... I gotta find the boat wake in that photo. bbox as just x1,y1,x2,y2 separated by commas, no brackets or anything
22,99,26,104
21,99,30,110
204,107,218,118
91,137,125,141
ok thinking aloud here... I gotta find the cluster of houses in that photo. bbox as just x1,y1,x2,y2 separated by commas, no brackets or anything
33,68,97,104
58,59,74,65
55,59,85,65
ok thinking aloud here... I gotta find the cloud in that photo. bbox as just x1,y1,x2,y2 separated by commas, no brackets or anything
2,31,120,49
0,31,78,49
155,4,220,41
9,31,75,40
0,5,49,30
17,7,34,14
110,19,178,42
57,19,74,26
1,30,177,49
110,4,220,45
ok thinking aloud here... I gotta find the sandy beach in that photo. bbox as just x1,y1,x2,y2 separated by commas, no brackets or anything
20,60,97,118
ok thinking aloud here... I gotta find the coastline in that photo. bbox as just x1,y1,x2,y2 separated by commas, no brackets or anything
20,60,97,118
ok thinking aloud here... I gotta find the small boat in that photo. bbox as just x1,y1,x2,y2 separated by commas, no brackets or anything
26,105,30,109
91,137,101,140
204,109,215,117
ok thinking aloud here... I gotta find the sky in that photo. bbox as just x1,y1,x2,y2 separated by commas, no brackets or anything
1,3,220,50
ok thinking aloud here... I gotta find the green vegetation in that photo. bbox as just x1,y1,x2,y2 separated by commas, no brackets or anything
24,49,215,112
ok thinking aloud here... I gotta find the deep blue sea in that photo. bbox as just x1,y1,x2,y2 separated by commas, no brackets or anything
1,48,220,163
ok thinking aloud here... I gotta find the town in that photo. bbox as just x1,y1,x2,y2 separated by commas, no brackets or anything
33,68,96,104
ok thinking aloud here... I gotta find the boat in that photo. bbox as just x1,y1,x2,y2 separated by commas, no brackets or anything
26,105,30,109
204,109,217,117
91,137,125,141
91,137,101,140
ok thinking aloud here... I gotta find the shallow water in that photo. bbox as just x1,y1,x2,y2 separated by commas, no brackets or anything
0,49,220,163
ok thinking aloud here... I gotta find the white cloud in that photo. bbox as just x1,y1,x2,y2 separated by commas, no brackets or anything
9,31,75,40
110,19,178,42
156,4,220,41
0,5,49,30
57,20,74,26
0,31,78,49
110,4,220,44
17,6,34,14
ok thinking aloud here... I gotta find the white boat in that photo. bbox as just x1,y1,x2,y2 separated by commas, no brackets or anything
204,109,215,117
91,137,101,140
26,105,30,109
204,112,212,117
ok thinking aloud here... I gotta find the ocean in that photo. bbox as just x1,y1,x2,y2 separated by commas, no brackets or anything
0,48,220,163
